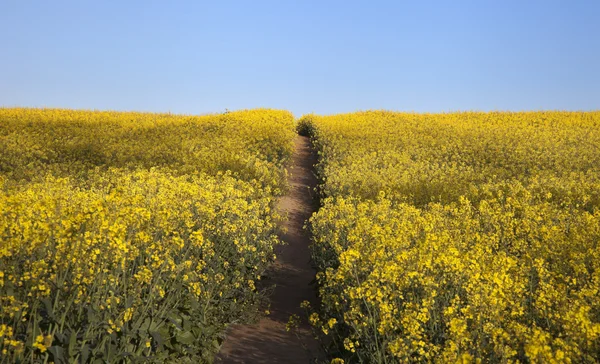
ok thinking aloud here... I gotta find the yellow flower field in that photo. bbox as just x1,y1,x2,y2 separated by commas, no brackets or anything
0,108,295,362
301,111,600,363
2,108,599,363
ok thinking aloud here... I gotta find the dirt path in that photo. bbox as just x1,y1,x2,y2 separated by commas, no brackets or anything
216,136,322,364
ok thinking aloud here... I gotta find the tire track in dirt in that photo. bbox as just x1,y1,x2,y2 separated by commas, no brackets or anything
216,135,322,363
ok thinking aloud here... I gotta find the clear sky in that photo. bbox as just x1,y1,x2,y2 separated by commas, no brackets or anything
1,0,598,117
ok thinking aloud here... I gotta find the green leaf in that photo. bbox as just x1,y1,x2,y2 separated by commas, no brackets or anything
68,329,79,358
106,340,115,361
54,332,67,345
150,330,164,350
167,317,182,330
176,331,195,345
41,298,56,321
48,346,65,364
86,307,96,323
182,315,192,332
81,344,90,363
138,317,151,332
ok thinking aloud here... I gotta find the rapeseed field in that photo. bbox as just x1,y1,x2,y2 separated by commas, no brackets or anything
301,111,600,363
2,108,599,363
0,108,295,362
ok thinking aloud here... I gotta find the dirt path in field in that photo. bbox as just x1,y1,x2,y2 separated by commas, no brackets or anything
216,136,323,364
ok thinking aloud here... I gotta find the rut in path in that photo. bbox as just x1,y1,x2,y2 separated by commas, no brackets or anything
216,136,323,363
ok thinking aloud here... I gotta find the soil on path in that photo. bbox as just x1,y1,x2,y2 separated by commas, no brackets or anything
216,136,323,364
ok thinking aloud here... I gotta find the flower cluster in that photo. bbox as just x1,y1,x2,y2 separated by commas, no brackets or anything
0,108,295,362
303,111,600,363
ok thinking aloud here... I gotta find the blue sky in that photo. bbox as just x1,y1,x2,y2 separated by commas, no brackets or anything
1,0,598,116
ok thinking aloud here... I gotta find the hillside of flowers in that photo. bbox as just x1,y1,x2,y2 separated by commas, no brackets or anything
0,108,296,363
301,111,600,363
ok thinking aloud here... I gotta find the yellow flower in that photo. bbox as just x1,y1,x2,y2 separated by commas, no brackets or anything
123,308,134,322
32,335,50,353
